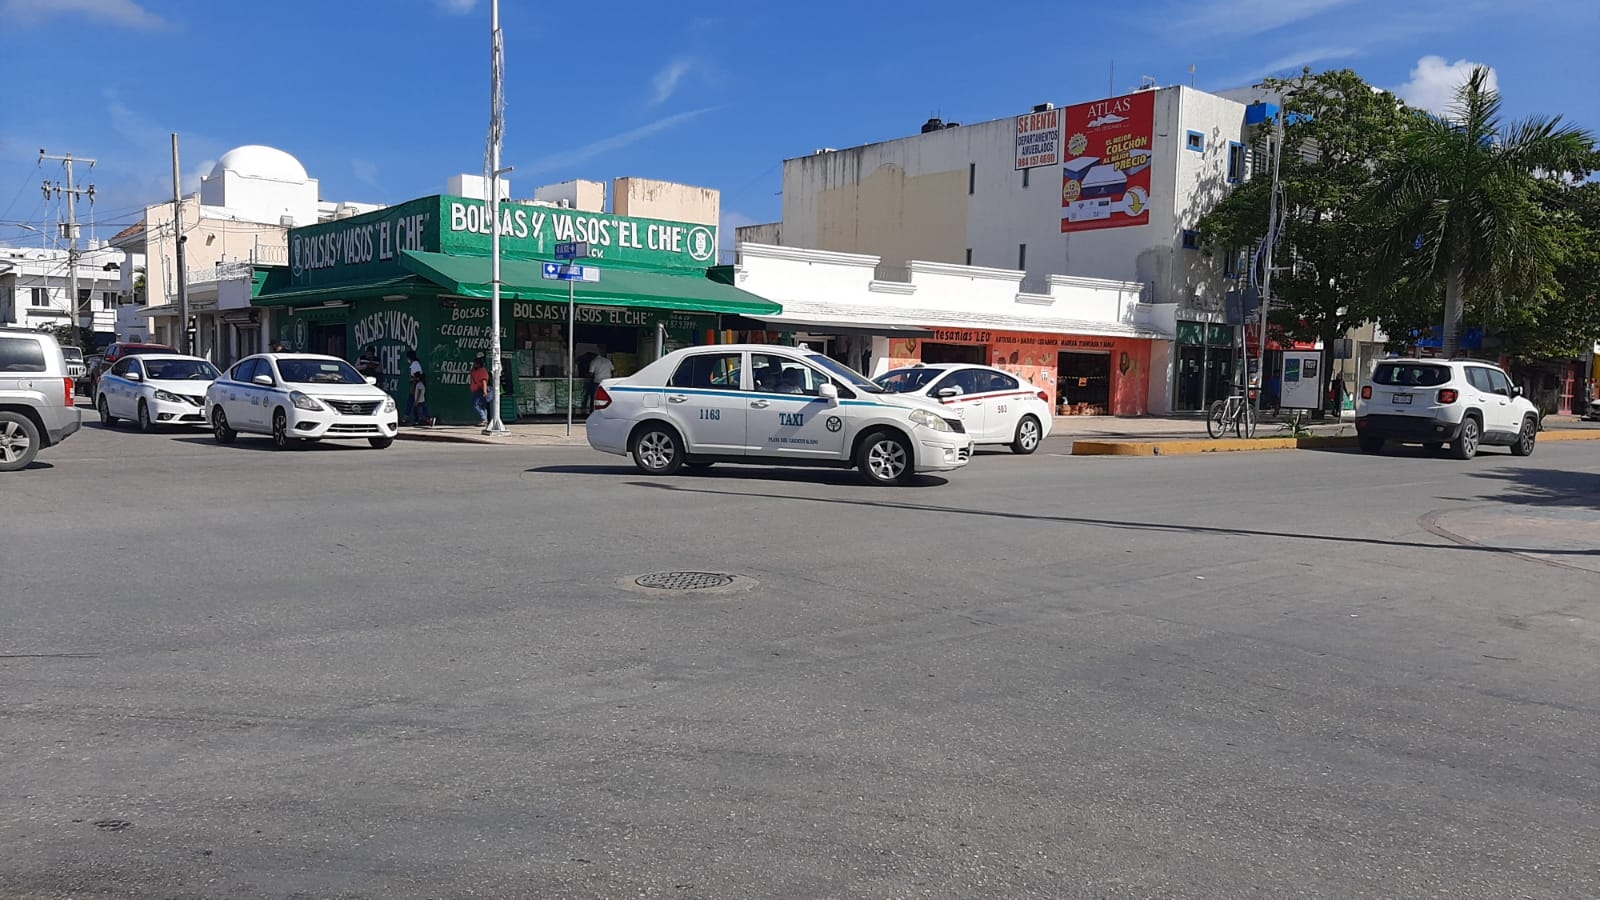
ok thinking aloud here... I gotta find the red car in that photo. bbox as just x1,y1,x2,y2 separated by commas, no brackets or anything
89,342,176,397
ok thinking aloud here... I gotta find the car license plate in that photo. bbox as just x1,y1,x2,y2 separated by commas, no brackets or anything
1393,394,1412,405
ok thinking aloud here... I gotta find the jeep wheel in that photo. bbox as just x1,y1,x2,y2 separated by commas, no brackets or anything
1358,435,1384,454
0,411,41,471
1450,415,1480,460
1509,415,1536,457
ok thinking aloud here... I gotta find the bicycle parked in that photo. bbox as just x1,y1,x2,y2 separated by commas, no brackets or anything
1206,387,1259,439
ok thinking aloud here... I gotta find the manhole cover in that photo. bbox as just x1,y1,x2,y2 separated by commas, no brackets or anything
635,571,735,590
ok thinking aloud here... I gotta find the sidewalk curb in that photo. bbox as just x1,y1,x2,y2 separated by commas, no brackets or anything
394,430,586,447
1539,429,1600,442
1072,436,1359,456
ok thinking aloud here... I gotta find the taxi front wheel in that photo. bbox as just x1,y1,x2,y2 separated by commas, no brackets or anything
631,423,684,475
856,430,915,486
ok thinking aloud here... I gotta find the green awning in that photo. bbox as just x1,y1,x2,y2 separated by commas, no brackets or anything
252,276,441,308
398,250,782,316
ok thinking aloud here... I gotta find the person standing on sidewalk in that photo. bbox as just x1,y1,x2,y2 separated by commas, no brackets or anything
411,371,434,427
586,346,614,413
403,350,422,423
470,355,493,426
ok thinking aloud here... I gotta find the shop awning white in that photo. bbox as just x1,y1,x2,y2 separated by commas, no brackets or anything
747,298,1168,340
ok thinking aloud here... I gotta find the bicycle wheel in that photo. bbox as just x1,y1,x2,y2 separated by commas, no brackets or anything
1236,401,1257,439
1206,400,1228,438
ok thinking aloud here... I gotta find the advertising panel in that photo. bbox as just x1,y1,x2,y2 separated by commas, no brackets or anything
1014,108,1061,170
1060,91,1155,233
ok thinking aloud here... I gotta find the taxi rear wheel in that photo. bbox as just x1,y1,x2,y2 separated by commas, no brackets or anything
1012,415,1042,454
631,423,684,475
857,430,914,486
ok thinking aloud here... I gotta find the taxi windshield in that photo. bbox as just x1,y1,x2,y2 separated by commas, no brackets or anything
145,359,219,381
874,367,945,393
278,358,367,385
804,353,883,393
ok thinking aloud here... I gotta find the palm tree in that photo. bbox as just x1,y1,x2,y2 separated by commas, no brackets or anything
1376,66,1594,357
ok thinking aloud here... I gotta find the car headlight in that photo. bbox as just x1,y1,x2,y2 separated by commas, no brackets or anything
289,391,323,411
153,389,184,403
382,397,396,413
909,408,953,432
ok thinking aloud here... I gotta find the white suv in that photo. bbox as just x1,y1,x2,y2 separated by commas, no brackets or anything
1356,358,1538,459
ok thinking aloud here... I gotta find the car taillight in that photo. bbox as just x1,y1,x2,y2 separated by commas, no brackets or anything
1035,391,1048,402
1437,389,1458,404
592,385,612,411
63,378,74,406
1361,385,1372,400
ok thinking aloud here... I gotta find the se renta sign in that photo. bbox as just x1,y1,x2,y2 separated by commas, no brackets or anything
1015,108,1061,170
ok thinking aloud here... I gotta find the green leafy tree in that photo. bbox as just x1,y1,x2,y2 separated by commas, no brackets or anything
1372,66,1595,357
1198,68,1412,362
1486,177,1600,363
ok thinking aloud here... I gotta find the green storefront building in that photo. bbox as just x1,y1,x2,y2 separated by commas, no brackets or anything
253,194,781,424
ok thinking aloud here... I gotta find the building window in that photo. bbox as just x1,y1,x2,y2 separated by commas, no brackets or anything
1022,168,1030,189
30,287,49,307
1227,141,1246,183
965,248,973,266
1182,230,1200,250
1224,247,1242,279
1186,130,1206,153
1018,243,1027,269
77,288,91,311
968,163,976,195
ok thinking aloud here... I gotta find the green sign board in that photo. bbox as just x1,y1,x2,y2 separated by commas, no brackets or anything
286,194,718,290
439,196,717,271
288,196,441,289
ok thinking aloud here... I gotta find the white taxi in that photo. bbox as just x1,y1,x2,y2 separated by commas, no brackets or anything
586,344,974,485
206,353,399,450
874,363,1054,454
96,353,218,432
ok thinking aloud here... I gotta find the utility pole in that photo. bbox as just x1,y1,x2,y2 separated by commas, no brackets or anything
40,149,96,332
171,134,191,356
1257,108,1285,414
483,0,511,435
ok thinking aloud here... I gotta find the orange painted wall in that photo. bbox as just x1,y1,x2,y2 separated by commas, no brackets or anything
910,330,1152,416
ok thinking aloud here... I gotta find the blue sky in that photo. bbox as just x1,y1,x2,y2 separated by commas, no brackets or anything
1,0,1595,250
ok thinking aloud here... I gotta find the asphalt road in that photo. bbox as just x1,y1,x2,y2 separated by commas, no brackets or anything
3,422,1598,899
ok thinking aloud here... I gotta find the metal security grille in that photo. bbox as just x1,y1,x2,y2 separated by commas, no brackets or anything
634,572,735,591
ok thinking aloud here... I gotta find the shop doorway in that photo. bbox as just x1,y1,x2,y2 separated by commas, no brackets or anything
310,323,346,359
1057,351,1111,415
922,342,985,365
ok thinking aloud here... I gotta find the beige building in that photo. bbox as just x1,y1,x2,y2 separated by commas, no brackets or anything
612,177,719,227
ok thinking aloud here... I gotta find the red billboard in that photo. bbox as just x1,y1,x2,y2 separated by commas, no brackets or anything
1060,90,1155,233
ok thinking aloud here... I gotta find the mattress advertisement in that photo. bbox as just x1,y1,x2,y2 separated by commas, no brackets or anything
1060,90,1155,233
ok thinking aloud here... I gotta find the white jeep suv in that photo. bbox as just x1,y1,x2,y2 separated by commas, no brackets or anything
1356,358,1538,459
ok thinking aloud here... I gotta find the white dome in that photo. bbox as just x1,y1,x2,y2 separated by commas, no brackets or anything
210,145,309,183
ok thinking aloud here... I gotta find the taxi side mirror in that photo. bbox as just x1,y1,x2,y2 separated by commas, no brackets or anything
365,376,379,385
936,387,959,399
125,371,142,382
252,374,274,387
818,382,839,405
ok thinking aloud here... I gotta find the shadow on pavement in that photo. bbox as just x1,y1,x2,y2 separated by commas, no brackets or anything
1470,466,1600,510
527,464,948,488
628,481,1599,557
168,436,371,453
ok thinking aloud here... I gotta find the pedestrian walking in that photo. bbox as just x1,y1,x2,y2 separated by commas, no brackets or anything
470,354,493,426
404,350,422,422
411,371,434,427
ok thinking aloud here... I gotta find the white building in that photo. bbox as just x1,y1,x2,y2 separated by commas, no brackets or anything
116,145,383,364
740,83,1263,412
0,242,125,335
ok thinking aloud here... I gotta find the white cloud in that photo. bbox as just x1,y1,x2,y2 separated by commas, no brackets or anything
1175,0,1356,39
352,158,380,188
652,58,695,106
434,0,477,14
183,160,214,195
521,107,720,175
1,0,167,29
1214,45,1360,89
1397,55,1498,115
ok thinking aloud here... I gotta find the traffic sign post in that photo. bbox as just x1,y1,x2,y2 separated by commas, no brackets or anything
543,259,601,436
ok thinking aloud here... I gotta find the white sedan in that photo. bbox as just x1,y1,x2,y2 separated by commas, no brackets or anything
96,353,218,432
874,363,1054,454
586,344,973,485
206,353,399,450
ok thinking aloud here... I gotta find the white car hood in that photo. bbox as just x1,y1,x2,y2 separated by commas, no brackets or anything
286,382,390,399
868,391,954,415
146,378,214,396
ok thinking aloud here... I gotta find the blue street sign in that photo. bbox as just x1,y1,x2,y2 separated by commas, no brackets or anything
554,241,589,261
541,262,562,279
556,264,600,283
